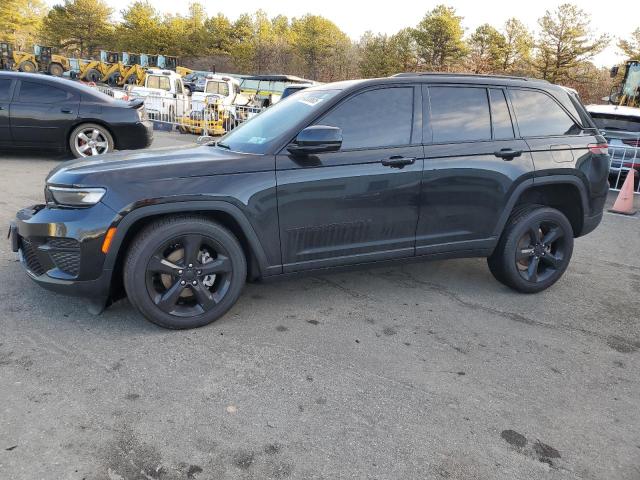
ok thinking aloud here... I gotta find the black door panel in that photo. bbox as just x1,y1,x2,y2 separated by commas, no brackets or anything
277,147,423,271
10,80,79,147
0,78,13,145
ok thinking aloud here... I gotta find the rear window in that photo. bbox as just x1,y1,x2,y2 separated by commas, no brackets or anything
510,89,580,137
589,113,640,133
205,81,229,96
0,78,12,101
146,75,171,91
18,81,73,103
428,86,491,142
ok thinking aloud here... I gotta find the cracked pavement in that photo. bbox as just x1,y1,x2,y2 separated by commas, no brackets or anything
1,133,639,479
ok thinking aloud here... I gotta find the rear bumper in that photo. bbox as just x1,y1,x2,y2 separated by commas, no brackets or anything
11,203,117,308
113,120,154,150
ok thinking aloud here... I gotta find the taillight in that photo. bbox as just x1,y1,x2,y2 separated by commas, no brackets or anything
622,139,640,148
588,143,609,154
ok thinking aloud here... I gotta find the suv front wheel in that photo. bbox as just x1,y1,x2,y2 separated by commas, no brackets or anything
124,216,247,329
488,206,574,293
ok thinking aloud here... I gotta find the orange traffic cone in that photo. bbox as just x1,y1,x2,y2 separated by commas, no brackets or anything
609,169,637,215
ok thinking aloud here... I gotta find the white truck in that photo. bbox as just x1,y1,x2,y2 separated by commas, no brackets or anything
129,69,190,123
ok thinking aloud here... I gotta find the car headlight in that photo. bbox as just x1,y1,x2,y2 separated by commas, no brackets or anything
47,186,106,207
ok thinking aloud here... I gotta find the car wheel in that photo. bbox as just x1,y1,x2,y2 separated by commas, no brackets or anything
69,123,114,158
18,60,36,72
124,216,247,329
48,63,64,76
487,206,573,293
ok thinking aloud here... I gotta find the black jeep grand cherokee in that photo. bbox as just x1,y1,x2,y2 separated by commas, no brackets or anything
10,74,609,329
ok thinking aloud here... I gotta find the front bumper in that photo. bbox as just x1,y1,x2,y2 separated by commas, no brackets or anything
11,202,118,308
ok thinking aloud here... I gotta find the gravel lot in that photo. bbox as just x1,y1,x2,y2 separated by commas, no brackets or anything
1,133,639,480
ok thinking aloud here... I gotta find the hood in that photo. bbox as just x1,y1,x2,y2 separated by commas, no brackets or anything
46,144,271,188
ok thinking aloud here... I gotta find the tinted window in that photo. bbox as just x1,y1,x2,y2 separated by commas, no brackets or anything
0,79,12,101
147,75,170,91
205,81,229,96
510,89,578,137
319,87,413,149
429,87,491,142
489,89,514,139
18,81,71,103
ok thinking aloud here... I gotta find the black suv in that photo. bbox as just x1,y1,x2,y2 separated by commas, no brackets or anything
10,74,609,329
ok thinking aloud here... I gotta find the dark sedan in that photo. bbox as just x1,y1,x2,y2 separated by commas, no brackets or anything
0,71,153,158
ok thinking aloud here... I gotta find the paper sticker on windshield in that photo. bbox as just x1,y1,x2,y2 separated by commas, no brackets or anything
298,96,324,106
248,137,267,144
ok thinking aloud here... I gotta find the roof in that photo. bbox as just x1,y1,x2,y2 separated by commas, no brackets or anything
241,74,314,83
0,70,115,102
586,104,640,119
390,72,549,85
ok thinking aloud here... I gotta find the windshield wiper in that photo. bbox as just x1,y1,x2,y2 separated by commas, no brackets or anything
216,142,231,150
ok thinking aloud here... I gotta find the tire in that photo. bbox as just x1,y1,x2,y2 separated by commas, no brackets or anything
123,216,247,329
18,60,36,72
49,63,64,76
487,205,574,293
107,72,121,86
84,68,102,83
69,123,114,158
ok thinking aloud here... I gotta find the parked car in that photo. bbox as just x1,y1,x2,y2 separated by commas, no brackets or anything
586,103,640,188
182,71,209,95
0,71,152,158
129,69,189,123
10,74,609,329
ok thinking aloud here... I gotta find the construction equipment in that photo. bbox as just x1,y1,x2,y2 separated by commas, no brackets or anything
34,45,70,76
0,43,70,76
609,60,640,108
176,66,193,77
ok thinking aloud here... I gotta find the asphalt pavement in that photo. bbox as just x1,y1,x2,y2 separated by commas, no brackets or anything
0,133,638,479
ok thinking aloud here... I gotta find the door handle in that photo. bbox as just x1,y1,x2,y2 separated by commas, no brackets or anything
60,108,73,114
494,148,522,160
0,106,5,111
381,156,416,168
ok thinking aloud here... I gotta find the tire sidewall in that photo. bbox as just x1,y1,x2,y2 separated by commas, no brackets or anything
124,220,247,329
69,123,114,158
497,207,574,293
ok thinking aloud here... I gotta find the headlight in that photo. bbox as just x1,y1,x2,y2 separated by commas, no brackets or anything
47,186,106,207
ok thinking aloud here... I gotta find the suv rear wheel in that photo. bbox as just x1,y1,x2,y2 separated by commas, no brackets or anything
124,216,246,329
487,206,574,293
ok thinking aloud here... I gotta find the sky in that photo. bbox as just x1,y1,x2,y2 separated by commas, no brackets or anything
45,0,638,67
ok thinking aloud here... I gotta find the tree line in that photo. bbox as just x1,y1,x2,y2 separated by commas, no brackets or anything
1,0,639,101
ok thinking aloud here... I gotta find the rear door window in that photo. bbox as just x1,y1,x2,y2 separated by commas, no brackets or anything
428,86,491,142
17,81,73,103
318,87,414,149
509,89,580,137
489,89,514,139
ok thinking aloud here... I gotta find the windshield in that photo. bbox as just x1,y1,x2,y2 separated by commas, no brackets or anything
206,81,229,96
622,62,640,102
218,89,340,154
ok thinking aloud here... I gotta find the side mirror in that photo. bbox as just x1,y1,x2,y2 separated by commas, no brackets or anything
610,66,619,78
287,125,342,155
196,135,216,145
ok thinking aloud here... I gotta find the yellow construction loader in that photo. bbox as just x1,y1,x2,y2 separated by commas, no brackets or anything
0,43,70,76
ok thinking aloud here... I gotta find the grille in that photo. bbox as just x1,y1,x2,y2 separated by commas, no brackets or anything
50,251,81,276
47,238,79,249
21,239,46,276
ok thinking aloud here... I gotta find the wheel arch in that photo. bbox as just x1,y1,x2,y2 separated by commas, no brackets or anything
105,201,271,301
495,176,589,238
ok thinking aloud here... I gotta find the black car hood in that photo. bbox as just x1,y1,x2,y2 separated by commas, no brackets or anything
47,145,272,187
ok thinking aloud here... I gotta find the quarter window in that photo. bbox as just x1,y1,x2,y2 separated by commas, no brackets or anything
510,89,579,137
0,79,12,101
428,87,491,142
489,89,514,139
318,87,414,149
18,81,72,103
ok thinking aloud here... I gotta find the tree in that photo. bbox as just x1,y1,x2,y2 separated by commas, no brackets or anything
412,5,466,71
358,29,418,77
500,18,533,74
41,0,113,57
618,28,640,60
290,14,350,80
114,1,164,53
467,24,505,73
534,3,609,83
0,0,47,48
204,13,234,55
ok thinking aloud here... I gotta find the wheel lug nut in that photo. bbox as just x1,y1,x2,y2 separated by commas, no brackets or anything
180,280,186,285
192,280,197,286
197,270,202,275
188,264,193,268
178,270,183,275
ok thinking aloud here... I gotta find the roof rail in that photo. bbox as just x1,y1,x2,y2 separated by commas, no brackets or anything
391,72,548,82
